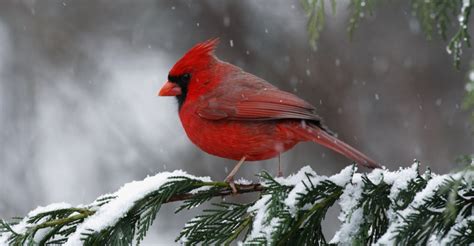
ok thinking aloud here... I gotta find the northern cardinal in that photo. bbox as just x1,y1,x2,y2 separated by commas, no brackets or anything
159,38,380,190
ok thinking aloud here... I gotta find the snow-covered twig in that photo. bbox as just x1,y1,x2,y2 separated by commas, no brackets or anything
0,170,262,245
1,161,473,245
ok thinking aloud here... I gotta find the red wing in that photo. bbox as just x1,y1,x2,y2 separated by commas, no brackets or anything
197,88,322,121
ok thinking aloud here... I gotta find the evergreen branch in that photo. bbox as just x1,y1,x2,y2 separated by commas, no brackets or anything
280,184,343,245
0,207,95,245
353,175,392,244
347,0,377,39
392,177,472,244
300,0,332,49
174,182,263,212
1,164,473,245
0,220,19,236
442,215,474,245
0,177,264,246
302,0,473,68
447,0,472,68
81,178,263,245
245,167,351,245
33,209,95,230
392,173,428,211
463,64,474,127
224,216,253,244
247,171,294,244
378,162,474,245
333,163,428,245
409,0,471,67
177,202,253,245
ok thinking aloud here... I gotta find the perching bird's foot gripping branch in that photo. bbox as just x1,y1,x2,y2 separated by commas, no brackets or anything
1,161,473,245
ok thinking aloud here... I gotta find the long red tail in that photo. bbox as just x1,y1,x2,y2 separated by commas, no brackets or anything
293,123,381,169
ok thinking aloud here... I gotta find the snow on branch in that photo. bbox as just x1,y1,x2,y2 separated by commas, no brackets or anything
1,160,473,245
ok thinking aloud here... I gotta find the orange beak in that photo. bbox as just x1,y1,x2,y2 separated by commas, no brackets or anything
157,81,182,96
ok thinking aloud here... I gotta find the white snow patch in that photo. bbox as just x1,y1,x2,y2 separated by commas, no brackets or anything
383,164,420,222
235,177,253,185
388,163,419,201
246,195,272,242
331,206,364,244
330,173,364,244
188,186,211,195
28,202,73,217
273,165,316,186
330,165,355,187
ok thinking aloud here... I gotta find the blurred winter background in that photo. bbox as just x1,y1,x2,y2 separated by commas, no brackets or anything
0,0,473,244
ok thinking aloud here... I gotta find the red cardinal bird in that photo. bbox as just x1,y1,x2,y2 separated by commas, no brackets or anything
159,39,380,190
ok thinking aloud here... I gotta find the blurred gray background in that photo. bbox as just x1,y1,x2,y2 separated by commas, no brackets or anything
0,0,473,244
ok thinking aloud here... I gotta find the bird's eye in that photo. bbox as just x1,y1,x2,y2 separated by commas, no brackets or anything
182,73,191,81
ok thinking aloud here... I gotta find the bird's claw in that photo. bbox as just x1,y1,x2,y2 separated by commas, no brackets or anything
276,170,283,178
225,177,238,194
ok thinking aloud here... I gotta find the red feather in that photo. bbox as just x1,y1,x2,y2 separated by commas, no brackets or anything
161,39,381,169
169,38,220,77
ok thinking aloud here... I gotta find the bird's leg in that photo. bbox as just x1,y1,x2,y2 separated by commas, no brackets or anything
277,154,283,177
225,156,246,193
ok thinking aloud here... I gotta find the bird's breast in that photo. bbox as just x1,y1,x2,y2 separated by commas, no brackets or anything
178,107,301,161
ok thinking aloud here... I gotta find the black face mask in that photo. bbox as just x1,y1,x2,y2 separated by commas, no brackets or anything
168,73,191,110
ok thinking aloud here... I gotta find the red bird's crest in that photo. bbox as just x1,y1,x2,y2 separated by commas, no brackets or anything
169,38,220,76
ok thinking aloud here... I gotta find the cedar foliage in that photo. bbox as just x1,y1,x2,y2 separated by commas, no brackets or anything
1,161,473,245
302,0,474,126
300,0,472,68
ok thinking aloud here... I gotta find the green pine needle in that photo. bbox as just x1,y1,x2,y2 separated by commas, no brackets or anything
301,0,472,68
